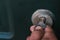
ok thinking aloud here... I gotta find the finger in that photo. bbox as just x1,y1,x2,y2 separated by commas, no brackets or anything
30,25,35,32
30,25,43,32
29,26,44,40
42,25,57,40
27,25,36,40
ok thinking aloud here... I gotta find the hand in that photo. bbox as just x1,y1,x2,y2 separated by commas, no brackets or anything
26,25,57,40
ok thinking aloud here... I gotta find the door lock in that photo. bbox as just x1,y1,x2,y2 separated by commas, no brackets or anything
31,9,55,28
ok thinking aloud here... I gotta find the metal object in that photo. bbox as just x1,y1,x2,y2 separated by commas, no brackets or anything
31,9,55,28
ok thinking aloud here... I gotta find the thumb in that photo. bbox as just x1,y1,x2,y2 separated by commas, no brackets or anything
42,25,57,40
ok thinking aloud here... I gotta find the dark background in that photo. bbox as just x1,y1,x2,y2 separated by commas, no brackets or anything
0,0,60,40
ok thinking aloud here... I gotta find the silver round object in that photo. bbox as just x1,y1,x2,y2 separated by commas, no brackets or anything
31,9,55,28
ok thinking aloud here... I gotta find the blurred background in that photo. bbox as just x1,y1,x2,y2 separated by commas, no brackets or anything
0,0,60,40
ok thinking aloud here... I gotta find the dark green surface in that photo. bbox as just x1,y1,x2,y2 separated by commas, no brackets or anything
0,0,60,40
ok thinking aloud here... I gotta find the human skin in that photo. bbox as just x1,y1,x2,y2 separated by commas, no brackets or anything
26,25,57,40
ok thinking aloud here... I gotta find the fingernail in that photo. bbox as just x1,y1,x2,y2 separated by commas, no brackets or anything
35,26,42,30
